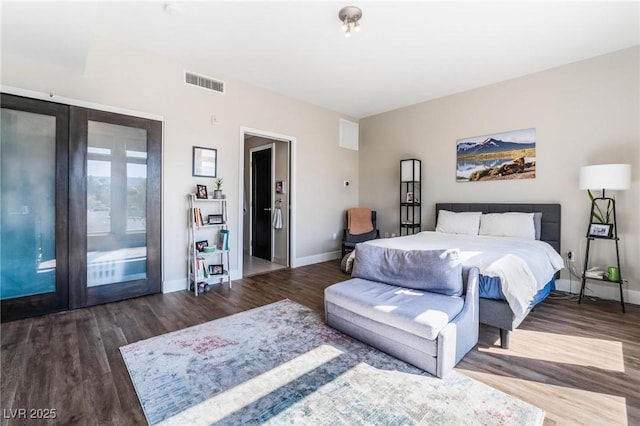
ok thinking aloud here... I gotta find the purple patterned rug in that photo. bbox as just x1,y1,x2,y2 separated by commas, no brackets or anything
120,299,544,425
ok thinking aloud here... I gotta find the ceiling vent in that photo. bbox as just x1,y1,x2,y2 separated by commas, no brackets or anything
185,71,225,94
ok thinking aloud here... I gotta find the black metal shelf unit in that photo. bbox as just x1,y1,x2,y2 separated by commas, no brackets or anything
400,159,421,236
579,195,624,312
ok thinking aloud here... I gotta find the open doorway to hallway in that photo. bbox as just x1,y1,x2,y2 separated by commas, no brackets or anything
242,132,291,277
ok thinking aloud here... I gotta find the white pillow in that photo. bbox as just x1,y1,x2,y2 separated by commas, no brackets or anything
435,210,481,235
479,212,536,239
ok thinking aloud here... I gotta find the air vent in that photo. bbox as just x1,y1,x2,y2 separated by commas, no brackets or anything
185,71,225,94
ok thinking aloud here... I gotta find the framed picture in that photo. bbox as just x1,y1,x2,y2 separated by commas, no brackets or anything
210,264,224,275
588,223,613,239
196,184,208,199
195,240,208,252
456,128,536,182
406,192,414,203
192,146,217,178
208,214,224,225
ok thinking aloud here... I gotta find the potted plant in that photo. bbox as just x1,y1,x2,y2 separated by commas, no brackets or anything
213,177,224,199
588,189,613,224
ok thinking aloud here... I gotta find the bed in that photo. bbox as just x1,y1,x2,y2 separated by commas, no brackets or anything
365,203,563,349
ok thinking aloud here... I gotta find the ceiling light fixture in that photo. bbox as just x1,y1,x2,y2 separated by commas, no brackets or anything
339,6,362,37
164,3,182,16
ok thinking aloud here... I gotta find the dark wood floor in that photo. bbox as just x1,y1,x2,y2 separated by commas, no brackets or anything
2,260,639,425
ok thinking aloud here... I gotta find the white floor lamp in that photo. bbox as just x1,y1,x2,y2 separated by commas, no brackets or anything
578,163,631,312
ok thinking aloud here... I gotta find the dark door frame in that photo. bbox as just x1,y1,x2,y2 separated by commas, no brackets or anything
68,107,162,308
0,94,70,322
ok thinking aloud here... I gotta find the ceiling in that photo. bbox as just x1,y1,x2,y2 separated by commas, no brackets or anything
2,1,639,118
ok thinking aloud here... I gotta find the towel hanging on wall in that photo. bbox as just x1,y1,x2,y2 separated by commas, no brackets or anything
272,205,283,229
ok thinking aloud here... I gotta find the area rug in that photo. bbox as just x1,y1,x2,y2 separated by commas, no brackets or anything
120,299,544,425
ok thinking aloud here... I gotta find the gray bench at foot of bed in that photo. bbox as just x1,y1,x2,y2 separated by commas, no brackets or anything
324,245,480,378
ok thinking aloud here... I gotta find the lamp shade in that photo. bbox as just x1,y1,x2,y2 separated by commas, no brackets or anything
400,159,421,182
579,164,631,190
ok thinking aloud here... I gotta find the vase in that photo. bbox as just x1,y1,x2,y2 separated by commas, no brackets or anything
213,190,222,199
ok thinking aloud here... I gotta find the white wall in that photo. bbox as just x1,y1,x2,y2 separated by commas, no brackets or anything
1,37,359,291
359,47,640,303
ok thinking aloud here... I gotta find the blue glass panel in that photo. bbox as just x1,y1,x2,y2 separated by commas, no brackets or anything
1,109,57,299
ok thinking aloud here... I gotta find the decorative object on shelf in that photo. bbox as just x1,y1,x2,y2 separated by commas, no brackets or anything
605,266,619,282
400,159,421,236
192,146,217,178
210,264,224,275
338,6,362,37
588,223,612,239
216,229,229,251
196,184,208,199
208,214,224,225
578,163,631,312
213,177,224,199
456,128,536,182
195,240,208,252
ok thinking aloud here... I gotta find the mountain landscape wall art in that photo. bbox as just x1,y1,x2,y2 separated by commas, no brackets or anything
456,128,536,182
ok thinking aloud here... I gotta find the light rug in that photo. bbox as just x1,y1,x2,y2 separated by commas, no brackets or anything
120,299,544,425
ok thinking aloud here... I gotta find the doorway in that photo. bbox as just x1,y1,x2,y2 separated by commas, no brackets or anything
241,130,293,277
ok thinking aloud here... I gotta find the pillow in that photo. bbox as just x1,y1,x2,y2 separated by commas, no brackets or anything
435,210,481,235
352,244,463,296
479,212,536,239
533,212,542,240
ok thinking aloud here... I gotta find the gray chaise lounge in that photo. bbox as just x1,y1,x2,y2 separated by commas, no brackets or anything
325,244,479,378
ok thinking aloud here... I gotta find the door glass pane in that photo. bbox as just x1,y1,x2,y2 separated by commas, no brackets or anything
1,109,57,299
87,121,147,287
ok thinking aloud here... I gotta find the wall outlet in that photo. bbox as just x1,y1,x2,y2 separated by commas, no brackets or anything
567,251,574,261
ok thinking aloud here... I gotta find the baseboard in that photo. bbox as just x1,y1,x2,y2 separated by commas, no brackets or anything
292,251,341,268
555,278,639,306
163,278,187,294
272,256,288,266
163,269,241,294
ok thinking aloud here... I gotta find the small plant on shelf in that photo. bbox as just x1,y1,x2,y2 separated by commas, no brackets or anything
213,177,224,199
587,189,613,224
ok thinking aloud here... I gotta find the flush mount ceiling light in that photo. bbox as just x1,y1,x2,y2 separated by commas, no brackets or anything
164,3,182,15
339,6,362,37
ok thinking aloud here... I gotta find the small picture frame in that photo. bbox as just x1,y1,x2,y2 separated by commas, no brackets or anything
276,181,284,194
208,214,224,225
196,184,208,199
588,223,613,239
406,192,414,203
192,146,217,178
195,240,208,252
210,264,224,275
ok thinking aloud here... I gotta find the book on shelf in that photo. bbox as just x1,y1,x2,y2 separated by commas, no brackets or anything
195,257,211,278
216,229,230,250
584,269,605,279
192,207,204,227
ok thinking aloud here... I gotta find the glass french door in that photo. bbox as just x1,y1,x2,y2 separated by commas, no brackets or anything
1,95,161,321
1,95,69,321
69,107,161,308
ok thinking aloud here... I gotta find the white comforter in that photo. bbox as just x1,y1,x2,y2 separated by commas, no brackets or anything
364,231,565,317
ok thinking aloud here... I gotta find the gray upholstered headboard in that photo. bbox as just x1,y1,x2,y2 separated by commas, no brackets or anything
435,203,561,255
